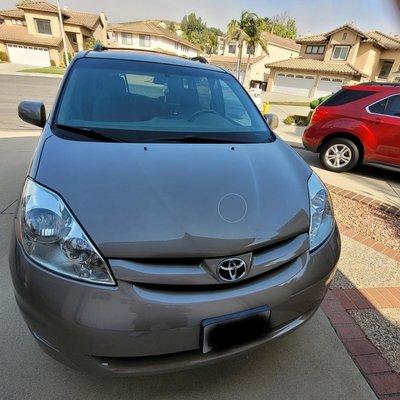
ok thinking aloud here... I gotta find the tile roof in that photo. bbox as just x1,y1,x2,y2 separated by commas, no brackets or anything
296,23,400,50
366,31,400,50
0,23,61,46
261,32,301,52
108,21,200,51
266,57,364,77
16,1,59,13
63,10,101,30
206,54,265,66
0,9,25,18
8,1,101,30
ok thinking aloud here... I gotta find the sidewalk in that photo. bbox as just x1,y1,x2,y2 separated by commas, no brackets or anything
0,63,62,78
274,122,400,207
322,233,400,399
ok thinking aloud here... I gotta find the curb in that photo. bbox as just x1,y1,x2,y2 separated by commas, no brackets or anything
0,72,63,78
322,289,400,399
326,183,400,216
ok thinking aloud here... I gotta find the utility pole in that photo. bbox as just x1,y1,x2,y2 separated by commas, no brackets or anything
57,0,69,67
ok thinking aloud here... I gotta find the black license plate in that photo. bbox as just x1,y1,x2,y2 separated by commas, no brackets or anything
201,305,270,354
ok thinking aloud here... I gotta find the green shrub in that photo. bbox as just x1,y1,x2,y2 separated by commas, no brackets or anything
283,115,295,125
0,51,9,62
310,94,331,109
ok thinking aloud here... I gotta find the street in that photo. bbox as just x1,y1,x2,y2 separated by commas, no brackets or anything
0,73,397,399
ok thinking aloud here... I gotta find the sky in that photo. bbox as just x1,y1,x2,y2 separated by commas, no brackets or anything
1,0,399,35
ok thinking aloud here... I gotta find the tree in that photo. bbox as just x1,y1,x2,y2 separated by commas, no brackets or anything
264,12,297,39
181,13,206,38
227,11,266,81
180,13,223,54
165,21,176,33
243,18,268,77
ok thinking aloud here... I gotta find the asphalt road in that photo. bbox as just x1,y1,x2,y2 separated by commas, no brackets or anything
0,74,61,131
0,140,377,398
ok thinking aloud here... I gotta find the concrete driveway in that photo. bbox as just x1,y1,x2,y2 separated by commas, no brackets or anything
0,133,377,400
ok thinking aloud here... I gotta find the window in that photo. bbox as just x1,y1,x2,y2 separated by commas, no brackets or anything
342,32,347,40
55,58,271,143
246,44,255,55
70,33,77,44
369,95,400,117
228,44,236,54
331,45,350,61
305,45,325,54
322,89,376,106
139,34,151,47
121,32,133,45
35,18,52,35
378,61,394,79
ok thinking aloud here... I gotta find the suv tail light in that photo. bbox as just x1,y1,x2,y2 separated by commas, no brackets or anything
311,107,328,125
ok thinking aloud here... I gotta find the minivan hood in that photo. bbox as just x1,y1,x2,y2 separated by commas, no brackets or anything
35,133,311,258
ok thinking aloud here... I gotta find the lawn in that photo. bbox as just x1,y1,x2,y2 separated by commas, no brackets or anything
18,66,66,75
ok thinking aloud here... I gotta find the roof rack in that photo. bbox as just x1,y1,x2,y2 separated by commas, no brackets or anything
356,81,400,87
190,56,209,64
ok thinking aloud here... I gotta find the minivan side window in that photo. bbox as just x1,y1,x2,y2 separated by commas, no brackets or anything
369,95,400,117
322,89,376,106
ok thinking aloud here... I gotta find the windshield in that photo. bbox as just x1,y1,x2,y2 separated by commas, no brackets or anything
54,58,272,143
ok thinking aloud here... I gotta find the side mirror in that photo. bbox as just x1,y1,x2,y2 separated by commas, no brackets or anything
18,101,46,128
264,113,279,130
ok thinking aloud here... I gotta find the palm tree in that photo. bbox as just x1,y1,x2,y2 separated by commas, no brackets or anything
243,18,268,79
226,11,254,80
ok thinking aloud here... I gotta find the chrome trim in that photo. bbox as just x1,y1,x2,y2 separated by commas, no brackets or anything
365,93,400,119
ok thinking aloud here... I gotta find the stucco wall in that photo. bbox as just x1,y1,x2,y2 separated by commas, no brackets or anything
24,10,61,37
324,29,360,64
109,31,198,57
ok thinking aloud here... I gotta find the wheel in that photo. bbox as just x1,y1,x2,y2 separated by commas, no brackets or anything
319,138,359,172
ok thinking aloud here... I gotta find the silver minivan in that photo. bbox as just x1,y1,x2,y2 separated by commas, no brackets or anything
10,49,340,376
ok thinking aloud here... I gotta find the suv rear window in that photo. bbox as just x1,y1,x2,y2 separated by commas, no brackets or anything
54,58,271,143
322,89,376,106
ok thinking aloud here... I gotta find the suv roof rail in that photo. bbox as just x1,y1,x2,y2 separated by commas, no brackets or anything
93,43,107,52
190,56,209,64
356,81,400,87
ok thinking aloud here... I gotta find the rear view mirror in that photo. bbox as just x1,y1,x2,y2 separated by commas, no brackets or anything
264,113,279,130
18,101,46,128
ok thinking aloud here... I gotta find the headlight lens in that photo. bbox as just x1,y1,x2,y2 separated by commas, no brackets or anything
16,179,115,285
308,172,334,251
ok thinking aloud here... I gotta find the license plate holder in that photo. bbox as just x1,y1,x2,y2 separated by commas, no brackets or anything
201,305,271,354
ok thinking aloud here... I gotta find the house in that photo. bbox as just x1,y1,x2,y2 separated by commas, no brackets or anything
107,21,200,58
266,24,400,99
0,0,107,67
207,32,300,90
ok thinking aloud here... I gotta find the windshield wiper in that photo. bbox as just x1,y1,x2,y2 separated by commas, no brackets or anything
154,135,242,144
55,124,126,143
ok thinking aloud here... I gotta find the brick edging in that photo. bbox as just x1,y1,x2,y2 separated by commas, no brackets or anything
338,224,400,263
322,290,400,398
325,183,400,217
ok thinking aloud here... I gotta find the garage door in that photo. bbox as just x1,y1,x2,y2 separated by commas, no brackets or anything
273,73,315,97
315,77,344,98
7,44,51,67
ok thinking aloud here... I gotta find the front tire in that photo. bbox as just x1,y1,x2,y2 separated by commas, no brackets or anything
319,138,359,172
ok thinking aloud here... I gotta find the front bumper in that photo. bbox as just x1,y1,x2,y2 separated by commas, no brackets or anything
9,226,340,377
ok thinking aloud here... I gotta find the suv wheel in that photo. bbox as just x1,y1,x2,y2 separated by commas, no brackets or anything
319,138,359,172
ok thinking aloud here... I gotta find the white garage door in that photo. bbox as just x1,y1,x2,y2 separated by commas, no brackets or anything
315,77,344,98
273,73,315,97
7,44,51,67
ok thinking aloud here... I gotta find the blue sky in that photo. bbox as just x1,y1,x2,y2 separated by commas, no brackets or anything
2,0,399,35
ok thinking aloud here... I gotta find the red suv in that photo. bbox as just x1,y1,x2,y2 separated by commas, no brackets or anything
303,83,400,172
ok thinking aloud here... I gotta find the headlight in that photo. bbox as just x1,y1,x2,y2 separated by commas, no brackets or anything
16,179,115,285
308,172,334,251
